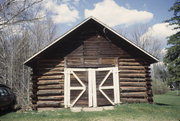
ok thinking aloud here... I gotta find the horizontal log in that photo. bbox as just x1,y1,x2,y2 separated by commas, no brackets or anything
67,64,115,68
38,96,64,101
67,57,116,59
38,71,64,76
37,90,63,96
84,61,99,65
119,70,148,73
37,66,64,70
38,79,64,82
69,55,114,58
36,67,64,72
120,73,148,78
99,51,124,55
119,62,147,66
32,76,63,80
67,63,83,66
85,51,130,57
101,60,116,65
37,80,63,85
37,75,64,80
84,43,121,48
120,82,147,86
38,75,64,78
119,78,147,82
66,54,84,57
37,101,61,107
119,58,144,62
121,92,147,98
84,44,117,48
67,59,82,62
83,49,123,54
38,84,63,90
119,66,149,70
121,98,148,103
121,87,147,92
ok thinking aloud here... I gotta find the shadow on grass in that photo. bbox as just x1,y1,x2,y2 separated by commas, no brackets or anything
0,110,13,117
155,103,171,106
0,108,19,117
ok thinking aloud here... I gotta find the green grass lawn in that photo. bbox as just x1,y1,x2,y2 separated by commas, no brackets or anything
0,91,180,121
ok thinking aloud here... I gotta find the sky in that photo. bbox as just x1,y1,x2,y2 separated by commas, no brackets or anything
39,0,178,59
42,0,175,32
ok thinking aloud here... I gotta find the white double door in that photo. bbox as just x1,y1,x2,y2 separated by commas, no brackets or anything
64,67,120,108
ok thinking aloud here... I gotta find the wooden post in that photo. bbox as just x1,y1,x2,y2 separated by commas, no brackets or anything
64,68,69,108
88,69,93,107
113,67,120,104
67,70,71,107
91,69,97,107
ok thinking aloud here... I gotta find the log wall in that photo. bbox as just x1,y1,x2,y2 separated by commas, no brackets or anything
30,59,64,110
119,58,153,103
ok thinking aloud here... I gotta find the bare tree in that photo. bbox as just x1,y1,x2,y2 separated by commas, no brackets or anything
0,18,57,108
0,0,57,108
0,32,11,85
119,25,163,58
0,0,43,30
0,0,44,87
151,62,169,82
27,18,57,54
117,25,167,81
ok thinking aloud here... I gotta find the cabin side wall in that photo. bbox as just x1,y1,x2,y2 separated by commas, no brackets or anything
118,59,153,103
30,59,64,110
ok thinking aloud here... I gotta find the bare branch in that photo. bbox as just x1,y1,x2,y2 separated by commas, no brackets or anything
0,0,43,29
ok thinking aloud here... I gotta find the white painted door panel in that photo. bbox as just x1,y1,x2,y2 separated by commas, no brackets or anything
64,67,120,108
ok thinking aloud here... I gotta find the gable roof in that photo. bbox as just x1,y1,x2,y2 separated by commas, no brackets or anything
24,16,159,66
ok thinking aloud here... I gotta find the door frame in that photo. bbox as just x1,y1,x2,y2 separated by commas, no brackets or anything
64,67,120,108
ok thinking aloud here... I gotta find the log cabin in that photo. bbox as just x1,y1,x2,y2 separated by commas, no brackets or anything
24,17,158,110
